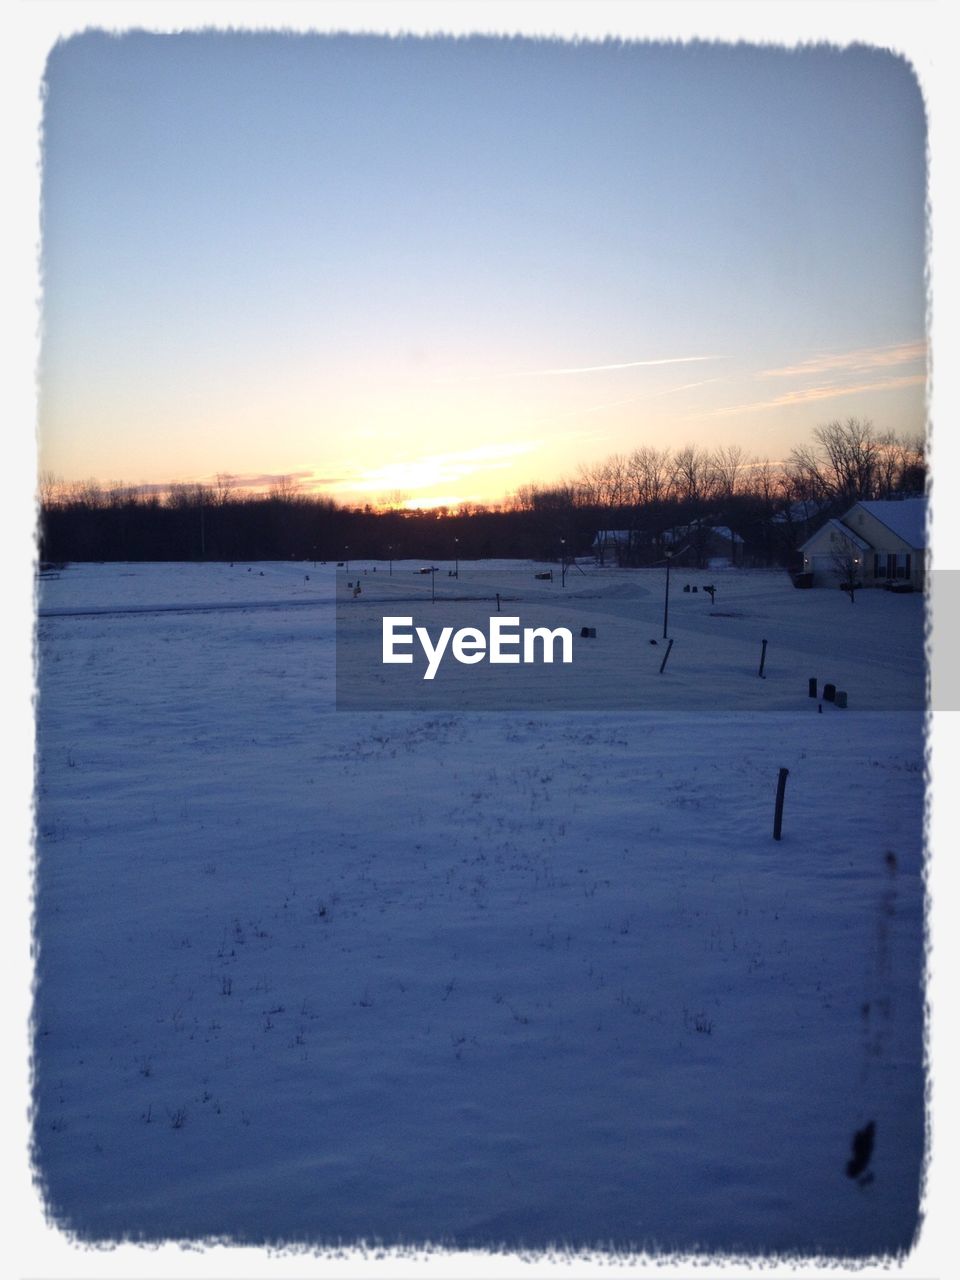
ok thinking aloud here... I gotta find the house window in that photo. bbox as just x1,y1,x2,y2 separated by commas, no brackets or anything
878,552,912,579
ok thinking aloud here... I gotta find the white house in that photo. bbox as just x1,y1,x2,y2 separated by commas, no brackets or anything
799,497,926,589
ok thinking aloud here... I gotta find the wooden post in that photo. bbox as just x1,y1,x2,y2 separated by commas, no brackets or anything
773,767,789,840
758,638,768,678
496,591,501,612
659,637,674,674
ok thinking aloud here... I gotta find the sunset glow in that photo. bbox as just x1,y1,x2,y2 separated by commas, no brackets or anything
38,35,926,509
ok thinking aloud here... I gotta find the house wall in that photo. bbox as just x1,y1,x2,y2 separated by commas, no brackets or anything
845,506,924,587
800,526,867,587
801,506,925,589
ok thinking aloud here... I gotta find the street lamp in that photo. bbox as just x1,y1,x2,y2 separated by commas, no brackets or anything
663,551,672,639
344,546,349,572
388,544,393,576
560,538,567,588
454,537,459,580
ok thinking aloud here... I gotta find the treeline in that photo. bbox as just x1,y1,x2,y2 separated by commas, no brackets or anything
39,419,925,568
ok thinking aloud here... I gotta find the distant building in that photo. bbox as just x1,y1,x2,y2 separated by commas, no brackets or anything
799,497,926,589
592,530,633,565
659,523,745,568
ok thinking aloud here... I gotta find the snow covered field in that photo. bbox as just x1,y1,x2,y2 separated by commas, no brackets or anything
33,560,926,1258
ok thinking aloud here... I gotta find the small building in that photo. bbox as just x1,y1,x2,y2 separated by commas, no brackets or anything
799,497,926,589
592,530,632,566
658,523,744,569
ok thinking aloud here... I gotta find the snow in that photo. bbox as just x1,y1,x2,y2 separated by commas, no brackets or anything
33,560,927,1261
855,498,928,550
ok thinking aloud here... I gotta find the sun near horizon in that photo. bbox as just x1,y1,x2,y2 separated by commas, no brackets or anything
38,34,927,513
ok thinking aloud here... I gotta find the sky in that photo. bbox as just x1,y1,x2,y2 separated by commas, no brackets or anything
38,33,928,509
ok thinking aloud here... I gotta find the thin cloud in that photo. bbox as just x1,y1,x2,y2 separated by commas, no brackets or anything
199,470,329,490
517,355,720,377
703,372,926,418
759,341,926,380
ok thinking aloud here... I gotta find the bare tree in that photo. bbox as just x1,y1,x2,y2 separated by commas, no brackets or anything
789,418,881,507
213,473,237,506
626,446,672,506
830,528,862,603
711,444,745,500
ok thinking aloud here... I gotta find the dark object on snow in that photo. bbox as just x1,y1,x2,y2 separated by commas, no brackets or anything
809,677,818,698
534,571,553,580
758,638,768,678
846,1120,875,1180
658,638,674,674
580,626,597,638
823,683,836,703
649,639,658,645
683,584,690,593
704,584,716,602
836,690,847,708
692,585,698,592
773,766,789,840
792,572,813,588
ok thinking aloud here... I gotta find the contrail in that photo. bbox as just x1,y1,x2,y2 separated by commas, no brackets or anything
519,355,719,377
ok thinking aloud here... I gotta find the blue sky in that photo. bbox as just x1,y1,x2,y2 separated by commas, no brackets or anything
39,33,927,506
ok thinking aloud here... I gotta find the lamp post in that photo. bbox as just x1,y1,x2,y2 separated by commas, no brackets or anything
663,551,672,639
344,546,349,573
560,538,567,588
454,537,459,580
388,544,393,577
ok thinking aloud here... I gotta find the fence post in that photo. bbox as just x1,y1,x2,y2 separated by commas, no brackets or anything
773,767,789,840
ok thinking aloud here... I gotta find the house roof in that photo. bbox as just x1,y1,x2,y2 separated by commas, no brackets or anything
852,498,927,550
771,498,828,525
800,518,872,554
711,525,745,545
